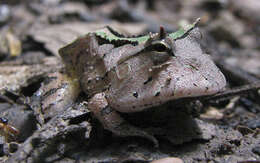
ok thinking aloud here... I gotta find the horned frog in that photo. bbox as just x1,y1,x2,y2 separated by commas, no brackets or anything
58,19,226,146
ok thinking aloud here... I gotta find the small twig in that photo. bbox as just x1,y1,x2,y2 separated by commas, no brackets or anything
0,94,15,104
202,82,260,102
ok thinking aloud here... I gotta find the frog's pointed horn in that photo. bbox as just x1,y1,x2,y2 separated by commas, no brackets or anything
159,26,166,39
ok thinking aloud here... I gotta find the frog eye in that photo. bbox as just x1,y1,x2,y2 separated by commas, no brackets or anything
149,40,171,53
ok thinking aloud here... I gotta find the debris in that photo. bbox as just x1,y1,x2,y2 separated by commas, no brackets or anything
0,28,22,57
200,106,224,120
150,157,184,163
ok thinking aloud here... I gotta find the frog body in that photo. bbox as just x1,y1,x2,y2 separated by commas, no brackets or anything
58,20,226,146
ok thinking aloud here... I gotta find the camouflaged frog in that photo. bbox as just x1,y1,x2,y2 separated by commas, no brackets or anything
54,19,226,146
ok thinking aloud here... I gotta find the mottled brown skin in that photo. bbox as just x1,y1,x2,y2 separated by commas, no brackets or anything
58,27,226,146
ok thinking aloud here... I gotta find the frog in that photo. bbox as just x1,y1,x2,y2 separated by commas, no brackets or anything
54,19,226,147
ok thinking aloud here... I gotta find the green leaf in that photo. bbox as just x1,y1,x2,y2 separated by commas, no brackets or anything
169,18,200,40
95,18,200,44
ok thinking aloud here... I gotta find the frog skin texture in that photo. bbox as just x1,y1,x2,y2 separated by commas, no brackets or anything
55,26,226,147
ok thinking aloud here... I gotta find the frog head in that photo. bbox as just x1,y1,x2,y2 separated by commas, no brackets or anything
106,27,226,112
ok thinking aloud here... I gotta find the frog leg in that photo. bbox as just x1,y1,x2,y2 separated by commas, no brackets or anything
88,92,159,147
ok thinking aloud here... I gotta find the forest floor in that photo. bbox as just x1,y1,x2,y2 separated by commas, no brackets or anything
0,0,259,162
